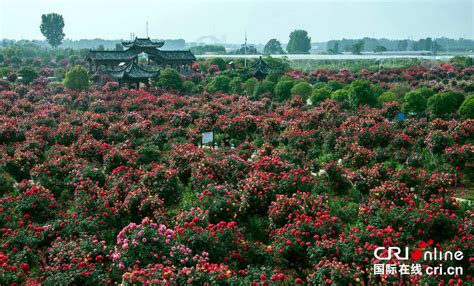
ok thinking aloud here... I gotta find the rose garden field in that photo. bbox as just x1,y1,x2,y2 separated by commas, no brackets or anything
0,52,473,285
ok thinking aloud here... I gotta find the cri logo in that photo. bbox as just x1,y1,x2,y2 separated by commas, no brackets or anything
374,240,434,261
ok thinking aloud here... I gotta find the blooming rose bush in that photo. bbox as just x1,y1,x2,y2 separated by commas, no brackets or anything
0,62,472,284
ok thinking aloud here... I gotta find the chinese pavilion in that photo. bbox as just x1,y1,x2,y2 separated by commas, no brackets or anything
85,37,196,85
252,56,271,80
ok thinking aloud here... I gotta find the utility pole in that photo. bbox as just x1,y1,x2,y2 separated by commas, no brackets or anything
244,32,247,68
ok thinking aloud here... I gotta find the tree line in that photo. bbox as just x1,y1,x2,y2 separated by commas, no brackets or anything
3,13,473,56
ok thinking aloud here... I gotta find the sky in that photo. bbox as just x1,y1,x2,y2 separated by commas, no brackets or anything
0,0,472,44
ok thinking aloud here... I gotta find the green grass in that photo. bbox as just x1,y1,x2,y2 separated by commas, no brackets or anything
166,184,198,218
290,58,437,72
458,190,474,201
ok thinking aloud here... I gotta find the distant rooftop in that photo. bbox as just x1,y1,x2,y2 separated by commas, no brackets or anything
122,37,164,48
252,56,271,75
109,61,159,79
85,49,137,61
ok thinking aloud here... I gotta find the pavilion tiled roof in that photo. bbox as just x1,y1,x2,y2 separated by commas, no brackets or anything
85,50,137,62
252,56,271,75
122,37,164,48
109,61,159,79
153,50,196,61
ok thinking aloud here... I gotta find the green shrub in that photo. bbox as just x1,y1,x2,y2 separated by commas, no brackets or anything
151,68,183,91
209,57,227,71
427,92,464,118
458,95,474,119
331,89,349,103
183,80,196,95
378,91,400,104
207,75,231,94
274,79,294,102
244,77,258,96
403,90,427,114
310,86,331,106
291,81,313,101
253,80,275,99
229,77,244,94
63,65,89,91
19,67,39,84
348,79,377,108
0,172,15,195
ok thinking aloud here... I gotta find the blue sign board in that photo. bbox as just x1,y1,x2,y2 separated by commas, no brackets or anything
395,112,406,121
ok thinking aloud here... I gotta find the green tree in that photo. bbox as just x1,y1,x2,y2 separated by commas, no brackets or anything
264,39,285,55
274,80,294,102
40,13,65,48
378,91,400,104
253,80,275,99
152,68,183,91
264,56,291,82
183,80,196,95
210,57,227,71
449,55,473,68
287,30,311,54
207,75,231,94
10,56,22,65
348,80,376,107
291,81,313,101
427,92,464,118
310,86,331,106
19,67,39,85
244,78,258,96
326,80,345,91
0,172,15,196
397,40,408,51
229,77,244,94
352,40,364,55
458,95,474,119
374,45,387,53
63,65,89,91
416,87,434,98
331,89,349,103
402,90,427,114
327,42,340,54
0,67,11,77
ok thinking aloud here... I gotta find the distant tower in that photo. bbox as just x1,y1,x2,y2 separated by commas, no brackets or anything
146,21,149,38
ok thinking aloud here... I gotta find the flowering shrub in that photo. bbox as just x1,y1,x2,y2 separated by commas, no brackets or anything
307,259,363,285
0,62,471,284
174,208,244,265
141,163,181,205
113,218,190,271
270,212,342,268
43,235,112,285
16,180,58,223
199,184,241,223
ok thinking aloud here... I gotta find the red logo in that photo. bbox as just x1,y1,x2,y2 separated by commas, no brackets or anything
410,239,434,261
411,249,423,261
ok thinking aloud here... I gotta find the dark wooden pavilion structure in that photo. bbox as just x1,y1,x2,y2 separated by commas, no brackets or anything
109,61,159,88
252,56,271,80
85,37,196,83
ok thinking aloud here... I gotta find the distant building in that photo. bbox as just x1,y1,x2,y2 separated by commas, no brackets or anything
85,37,196,85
